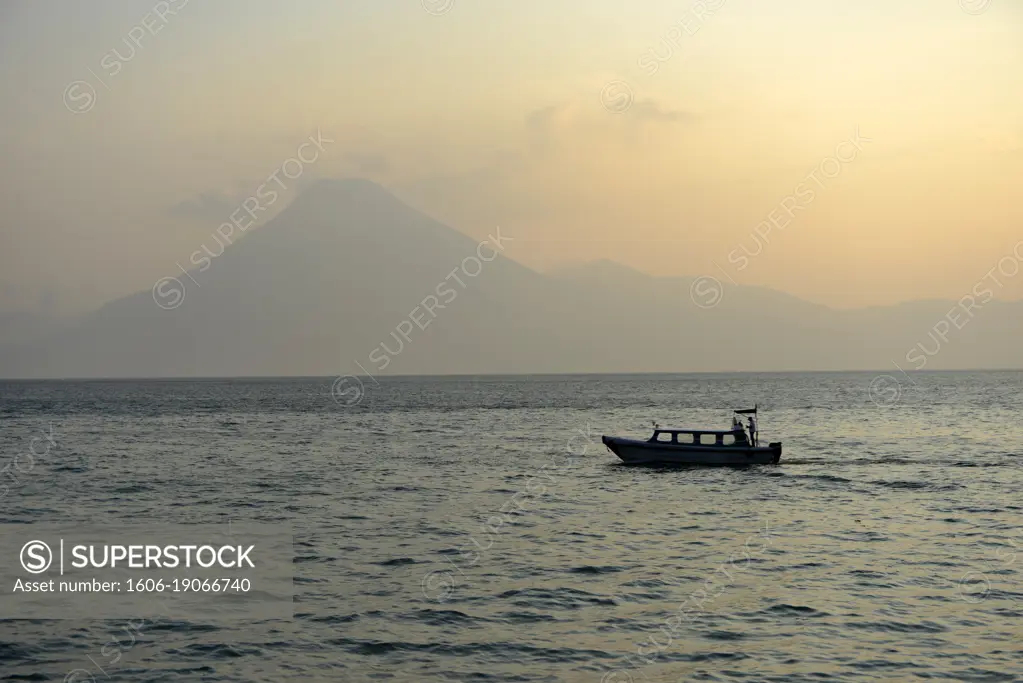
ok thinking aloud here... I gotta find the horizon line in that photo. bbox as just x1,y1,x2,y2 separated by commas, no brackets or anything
4,367,1023,382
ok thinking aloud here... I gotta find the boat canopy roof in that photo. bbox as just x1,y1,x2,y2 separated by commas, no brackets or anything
651,407,759,435
654,428,744,436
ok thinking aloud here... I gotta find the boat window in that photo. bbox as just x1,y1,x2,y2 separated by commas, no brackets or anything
722,434,736,446
655,432,673,442
699,434,717,445
676,432,694,444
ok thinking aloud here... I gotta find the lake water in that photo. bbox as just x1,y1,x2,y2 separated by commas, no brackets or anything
1,372,1021,682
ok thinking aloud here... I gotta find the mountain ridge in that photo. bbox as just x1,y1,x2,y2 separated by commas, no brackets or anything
3,178,1023,378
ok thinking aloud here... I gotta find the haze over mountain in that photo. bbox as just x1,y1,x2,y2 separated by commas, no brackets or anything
2,179,1022,379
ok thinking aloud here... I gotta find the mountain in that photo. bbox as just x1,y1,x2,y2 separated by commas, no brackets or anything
556,262,1023,372
0,310,75,350
2,178,1023,378
0,179,604,378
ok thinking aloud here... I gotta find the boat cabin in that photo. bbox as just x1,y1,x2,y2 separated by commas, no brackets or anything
648,428,750,447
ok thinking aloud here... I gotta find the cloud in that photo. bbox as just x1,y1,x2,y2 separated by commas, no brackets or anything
525,104,563,133
165,192,237,220
525,102,587,136
527,97,697,134
630,99,697,123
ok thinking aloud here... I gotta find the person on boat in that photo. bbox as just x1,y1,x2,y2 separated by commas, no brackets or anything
731,416,750,444
747,414,758,446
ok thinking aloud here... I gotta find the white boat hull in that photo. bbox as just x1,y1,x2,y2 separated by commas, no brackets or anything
602,436,782,466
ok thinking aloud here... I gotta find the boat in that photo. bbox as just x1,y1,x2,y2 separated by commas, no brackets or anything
601,406,782,466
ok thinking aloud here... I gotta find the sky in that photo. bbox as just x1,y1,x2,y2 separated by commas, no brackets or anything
0,0,1021,315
